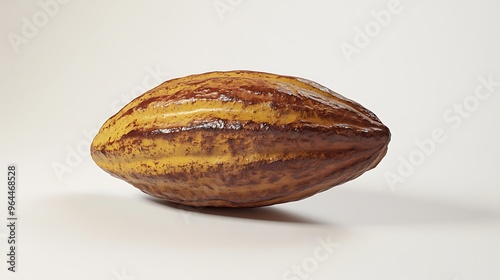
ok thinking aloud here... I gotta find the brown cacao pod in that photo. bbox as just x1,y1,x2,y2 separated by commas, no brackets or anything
90,70,390,207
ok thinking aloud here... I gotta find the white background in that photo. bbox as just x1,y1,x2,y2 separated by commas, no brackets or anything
1,0,500,279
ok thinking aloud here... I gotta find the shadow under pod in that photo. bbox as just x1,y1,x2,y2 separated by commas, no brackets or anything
147,198,327,225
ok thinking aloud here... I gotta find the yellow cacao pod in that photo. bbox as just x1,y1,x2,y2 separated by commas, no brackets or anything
91,70,390,207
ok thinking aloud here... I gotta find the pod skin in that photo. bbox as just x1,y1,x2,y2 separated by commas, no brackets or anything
91,70,390,207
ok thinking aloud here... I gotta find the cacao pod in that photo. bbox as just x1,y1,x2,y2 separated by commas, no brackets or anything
91,70,390,207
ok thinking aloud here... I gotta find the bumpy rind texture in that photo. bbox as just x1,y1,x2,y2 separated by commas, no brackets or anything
91,70,391,207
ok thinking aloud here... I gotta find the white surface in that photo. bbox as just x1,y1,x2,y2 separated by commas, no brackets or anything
1,0,500,279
